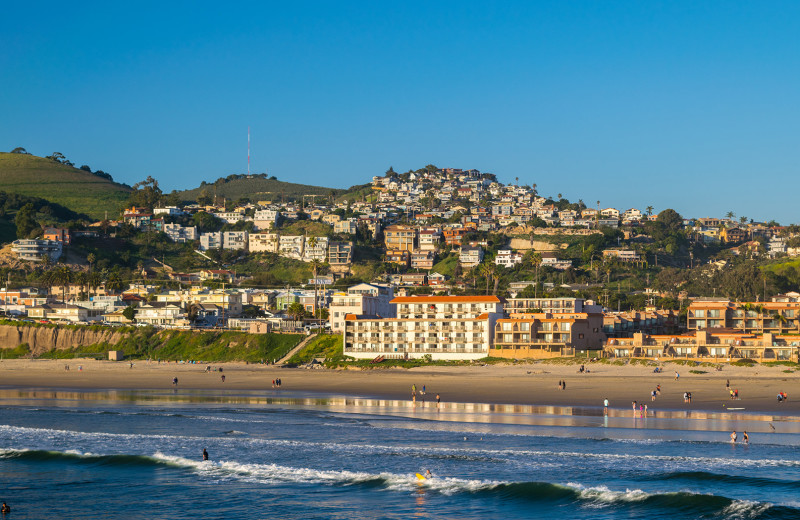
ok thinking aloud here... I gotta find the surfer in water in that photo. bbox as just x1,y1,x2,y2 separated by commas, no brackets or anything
203,448,209,461
1,502,10,514
425,470,433,479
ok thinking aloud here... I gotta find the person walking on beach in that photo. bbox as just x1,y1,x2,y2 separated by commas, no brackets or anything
203,448,209,461
632,401,637,416
221,374,225,383
656,384,661,395
675,371,679,381
562,380,566,390
172,377,178,386
603,398,609,416
730,430,738,443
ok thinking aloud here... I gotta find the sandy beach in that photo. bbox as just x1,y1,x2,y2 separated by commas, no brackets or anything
0,358,797,415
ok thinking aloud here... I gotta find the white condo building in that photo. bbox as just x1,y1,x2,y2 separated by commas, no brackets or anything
329,283,395,332
343,295,504,360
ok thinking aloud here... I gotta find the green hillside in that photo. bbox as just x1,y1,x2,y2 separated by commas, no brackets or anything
178,173,345,203
0,152,133,220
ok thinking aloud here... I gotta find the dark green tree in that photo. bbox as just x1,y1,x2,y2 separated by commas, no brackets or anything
15,203,38,238
122,304,137,322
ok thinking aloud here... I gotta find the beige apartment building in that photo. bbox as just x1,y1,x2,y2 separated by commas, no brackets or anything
384,224,417,251
343,295,504,360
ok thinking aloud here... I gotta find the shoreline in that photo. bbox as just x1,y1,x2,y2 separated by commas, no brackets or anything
0,358,798,416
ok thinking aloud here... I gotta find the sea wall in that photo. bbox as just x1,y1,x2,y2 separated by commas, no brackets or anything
0,324,129,356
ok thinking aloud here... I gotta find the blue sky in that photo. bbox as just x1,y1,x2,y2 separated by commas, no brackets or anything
1,1,798,223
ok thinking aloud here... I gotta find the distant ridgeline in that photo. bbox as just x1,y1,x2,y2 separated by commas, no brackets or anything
178,173,346,203
0,150,132,220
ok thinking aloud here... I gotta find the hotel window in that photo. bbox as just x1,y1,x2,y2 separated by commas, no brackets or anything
520,322,530,331
520,334,529,341
502,322,512,331
707,310,720,318
694,310,705,318
503,334,513,342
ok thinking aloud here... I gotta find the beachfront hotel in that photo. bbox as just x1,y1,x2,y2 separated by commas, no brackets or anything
605,330,800,362
343,295,504,360
687,298,800,335
492,312,607,359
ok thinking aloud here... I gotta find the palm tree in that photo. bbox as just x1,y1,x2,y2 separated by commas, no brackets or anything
646,206,654,217
479,262,496,295
287,301,306,322
105,270,124,294
754,304,765,334
529,252,542,298
50,265,73,303
725,211,735,221
75,271,89,300
532,184,537,197
739,303,752,331
88,270,103,298
309,258,327,321
771,312,788,333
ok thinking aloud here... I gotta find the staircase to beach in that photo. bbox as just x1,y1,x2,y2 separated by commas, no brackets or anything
276,333,318,365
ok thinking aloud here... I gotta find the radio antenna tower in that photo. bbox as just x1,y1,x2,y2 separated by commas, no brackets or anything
247,126,251,175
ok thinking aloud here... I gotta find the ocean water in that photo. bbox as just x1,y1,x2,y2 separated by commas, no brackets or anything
1,389,799,519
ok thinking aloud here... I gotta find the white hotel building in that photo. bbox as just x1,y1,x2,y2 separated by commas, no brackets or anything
343,295,504,361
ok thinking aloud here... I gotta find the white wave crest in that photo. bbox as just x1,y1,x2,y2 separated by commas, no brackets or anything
566,482,649,506
720,500,773,519
150,452,503,494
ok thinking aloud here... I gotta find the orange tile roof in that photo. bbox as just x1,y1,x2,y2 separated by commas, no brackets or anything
391,295,502,304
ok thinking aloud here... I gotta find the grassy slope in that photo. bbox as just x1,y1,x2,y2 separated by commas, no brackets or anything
287,334,342,364
0,153,132,219
178,176,346,202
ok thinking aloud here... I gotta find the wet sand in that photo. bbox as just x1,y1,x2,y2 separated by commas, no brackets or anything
0,358,797,414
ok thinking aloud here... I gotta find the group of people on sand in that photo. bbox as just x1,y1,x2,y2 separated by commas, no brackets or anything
730,430,749,444
272,378,282,388
557,380,566,390
631,401,648,418
777,391,788,402
650,385,661,401
411,384,441,407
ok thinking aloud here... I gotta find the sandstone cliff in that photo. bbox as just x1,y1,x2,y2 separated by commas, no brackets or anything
0,324,129,356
